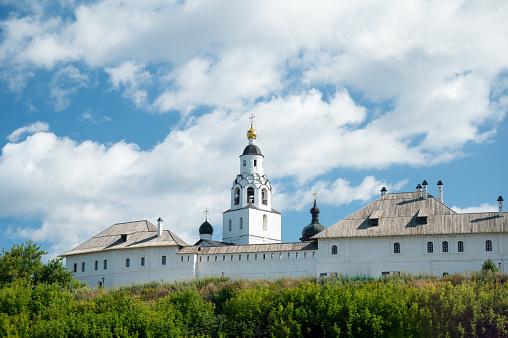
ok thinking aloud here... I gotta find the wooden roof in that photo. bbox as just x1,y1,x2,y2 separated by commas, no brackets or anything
177,241,318,255
62,220,187,256
314,192,507,239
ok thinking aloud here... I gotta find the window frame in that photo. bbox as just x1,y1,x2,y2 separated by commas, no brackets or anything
331,245,338,255
486,240,493,252
394,242,400,254
427,241,434,253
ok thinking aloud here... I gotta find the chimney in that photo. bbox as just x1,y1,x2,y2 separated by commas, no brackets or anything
381,187,387,196
422,180,428,200
498,196,504,217
416,184,422,192
437,180,443,203
157,217,163,237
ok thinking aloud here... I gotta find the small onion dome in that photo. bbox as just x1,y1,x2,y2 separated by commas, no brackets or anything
498,196,504,202
247,123,257,139
199,220,213,235
437,180,443,186
301,200,325,241
422,180,428,186
416,184,422,189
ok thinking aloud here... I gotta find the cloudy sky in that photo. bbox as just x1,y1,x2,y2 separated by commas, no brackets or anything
0,0,507,258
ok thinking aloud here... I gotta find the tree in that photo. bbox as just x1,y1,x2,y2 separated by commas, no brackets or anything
0,241,74,287
481,259,499,273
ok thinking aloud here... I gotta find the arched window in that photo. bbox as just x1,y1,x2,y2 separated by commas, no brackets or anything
262,188,268,205
394,242,400,254
442,241,448,253
239,217,243,229
263,214,268,231
331,245,338,255
254,159,257,166
228,219,232,231
458,241,464,252
243,160,246,166
427,241,434,253
271,253,274,259
486,240,493,252
234,187,240,205
247,187,255,203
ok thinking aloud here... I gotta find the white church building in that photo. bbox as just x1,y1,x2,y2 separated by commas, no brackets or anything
63,121,507,288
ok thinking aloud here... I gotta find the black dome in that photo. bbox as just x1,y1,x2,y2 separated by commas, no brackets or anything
301,200,325,241
242,144,262,156
199,221,213,235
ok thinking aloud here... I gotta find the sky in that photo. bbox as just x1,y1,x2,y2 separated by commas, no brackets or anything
0,0,507,259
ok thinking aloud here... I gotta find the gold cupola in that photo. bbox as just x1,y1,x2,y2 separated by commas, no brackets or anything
247,123,257,139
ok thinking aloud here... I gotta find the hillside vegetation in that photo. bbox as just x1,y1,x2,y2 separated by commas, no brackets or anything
2,271,508,337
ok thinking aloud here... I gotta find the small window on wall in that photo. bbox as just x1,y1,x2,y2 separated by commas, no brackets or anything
181,256,184,262
427,242,433,253
94,261,98,270
243,160,246,166
82,262,85,272
331,245,338,255
239,217,243,229
254,159,257,166
442,241,448,253
141,257,146,266
394,242,400,254
73,263,77,273
161,256,167,265
104,260,108,269
486,240,493,252
125,258,130,268
458,241,464,252
263,215,268,231
228,219,232,231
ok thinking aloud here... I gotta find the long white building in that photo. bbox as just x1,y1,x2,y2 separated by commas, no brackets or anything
63,122,507,288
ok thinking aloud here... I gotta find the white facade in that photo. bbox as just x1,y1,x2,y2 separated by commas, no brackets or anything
63,124,507,287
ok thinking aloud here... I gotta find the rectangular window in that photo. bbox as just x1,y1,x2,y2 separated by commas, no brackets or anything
73,263,77,273
125,258,130,268
81,262,85,272
162,256,167,265
296,252,299,259
141,257,145,266
104,260,108,269
94,260,98,270
254,159,257,166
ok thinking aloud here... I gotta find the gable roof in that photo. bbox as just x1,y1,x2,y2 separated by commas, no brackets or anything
315,192,507,239
62,220,187,256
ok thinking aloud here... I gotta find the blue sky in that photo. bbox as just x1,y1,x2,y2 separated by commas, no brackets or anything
0,0,507,258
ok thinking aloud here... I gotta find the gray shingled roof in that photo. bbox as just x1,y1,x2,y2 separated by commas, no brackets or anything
62,220,187,256
178,241,318,255
315,192,507,239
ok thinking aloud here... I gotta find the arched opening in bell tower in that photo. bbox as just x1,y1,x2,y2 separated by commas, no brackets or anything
261,188,268,206
234,187,240,205
247,187,255,204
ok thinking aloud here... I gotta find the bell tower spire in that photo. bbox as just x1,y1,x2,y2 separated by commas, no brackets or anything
222,117,281,245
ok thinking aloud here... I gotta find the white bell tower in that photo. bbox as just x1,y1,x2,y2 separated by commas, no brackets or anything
222,115,281,244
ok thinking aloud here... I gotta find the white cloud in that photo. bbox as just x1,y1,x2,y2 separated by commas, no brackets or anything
79,110,112,123
105,61,151,106
49,65,89,111
7,121,49,142
452,203,498,214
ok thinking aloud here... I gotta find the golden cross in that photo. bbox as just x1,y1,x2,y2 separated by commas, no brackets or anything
249,113,255,126
313,191,318,201
204,208,209,221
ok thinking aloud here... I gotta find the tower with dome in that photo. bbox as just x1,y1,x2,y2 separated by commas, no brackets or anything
222,115,282,244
